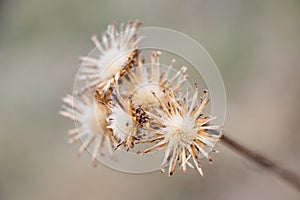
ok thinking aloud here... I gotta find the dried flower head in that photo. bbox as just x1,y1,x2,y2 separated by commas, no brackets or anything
138,86,222,176
78,20,142,92
60,90,116,166
107,89,150,149
117,51,188,108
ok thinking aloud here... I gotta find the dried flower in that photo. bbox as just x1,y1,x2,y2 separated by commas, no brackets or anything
107,87,150,149
60,90,115,166
138,86,222,176
117,51,188,108
78,20,142,92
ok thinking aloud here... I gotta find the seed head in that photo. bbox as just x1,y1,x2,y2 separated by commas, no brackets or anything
60,90,116,166
78,20,142,93
138,87,222,176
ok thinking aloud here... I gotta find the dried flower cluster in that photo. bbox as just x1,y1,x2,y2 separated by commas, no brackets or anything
60,20,223,175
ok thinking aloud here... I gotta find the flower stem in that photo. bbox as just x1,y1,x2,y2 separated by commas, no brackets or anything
220,133,300,192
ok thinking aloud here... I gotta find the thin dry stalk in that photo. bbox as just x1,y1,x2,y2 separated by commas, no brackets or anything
220,133,300,192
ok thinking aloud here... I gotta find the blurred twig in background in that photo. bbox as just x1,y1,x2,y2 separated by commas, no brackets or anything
221,133,300,192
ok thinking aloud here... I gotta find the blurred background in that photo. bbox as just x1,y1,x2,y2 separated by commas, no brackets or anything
1,0,300,199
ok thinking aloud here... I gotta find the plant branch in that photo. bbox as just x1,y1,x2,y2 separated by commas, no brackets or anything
220,132,300,192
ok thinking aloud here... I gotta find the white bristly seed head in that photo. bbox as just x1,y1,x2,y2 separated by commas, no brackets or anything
138,86,223,176
108,104,134,143
78,20,142,92
107,98,136,149
107,90,150,150
60,91,116,166
117,51,188,108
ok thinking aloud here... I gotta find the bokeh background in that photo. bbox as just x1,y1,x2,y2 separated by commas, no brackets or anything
1,0,300,200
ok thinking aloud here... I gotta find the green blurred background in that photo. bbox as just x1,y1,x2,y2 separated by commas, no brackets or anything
1,0,300,199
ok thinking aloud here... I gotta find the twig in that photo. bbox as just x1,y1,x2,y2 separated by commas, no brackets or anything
220,132,300,192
